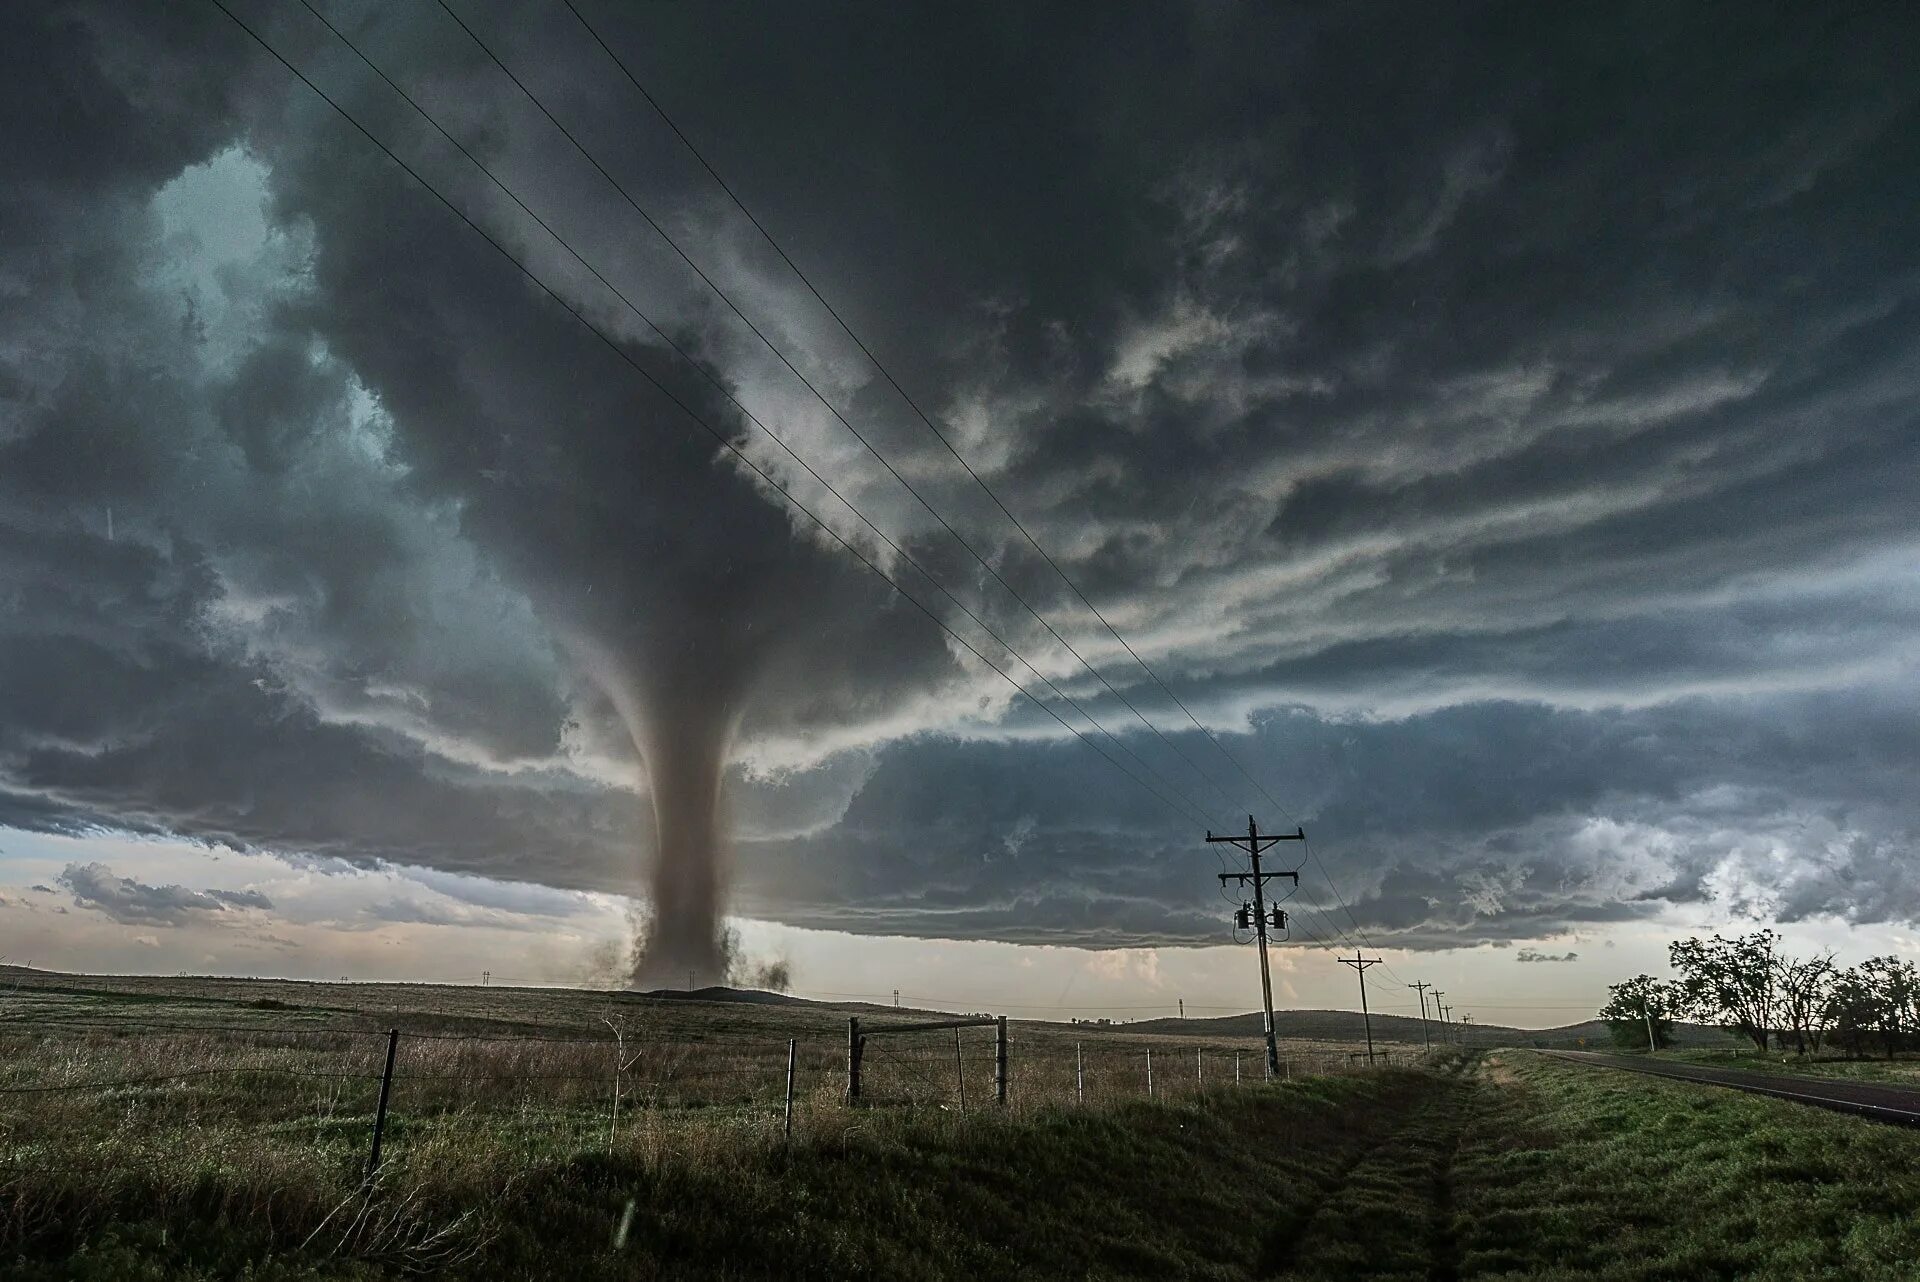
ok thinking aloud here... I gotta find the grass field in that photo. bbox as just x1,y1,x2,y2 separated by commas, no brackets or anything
1650,1044,1920,1086
7,970,1920,1279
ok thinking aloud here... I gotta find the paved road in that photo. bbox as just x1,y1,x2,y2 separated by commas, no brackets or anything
1541,1050,1920,1125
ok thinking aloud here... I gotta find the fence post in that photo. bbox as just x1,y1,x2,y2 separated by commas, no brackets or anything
1146,1046,1154,1098
784,1038,797,1138
1196,1046,1203,1087
365,1027,398,1182
1235,1050,1241,1085
955,1028,966,1114
846,1017,862,1103
1076,1042,1084,1105
994,1015,1008,1106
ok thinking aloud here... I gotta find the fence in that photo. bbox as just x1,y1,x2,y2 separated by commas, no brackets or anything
0,1015,1418,1189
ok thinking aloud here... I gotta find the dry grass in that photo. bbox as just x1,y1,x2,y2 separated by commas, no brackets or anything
0,966,1420,1277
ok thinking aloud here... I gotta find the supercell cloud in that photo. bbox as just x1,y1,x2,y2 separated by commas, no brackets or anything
0,2,1915,957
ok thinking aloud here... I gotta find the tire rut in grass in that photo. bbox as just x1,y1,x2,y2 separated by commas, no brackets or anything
1250,1078,1433,1277
1266,1065,1480,1282
1425,1125,1461,1282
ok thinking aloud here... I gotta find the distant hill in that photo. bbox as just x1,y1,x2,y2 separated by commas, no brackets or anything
1120,1008,1734,1049
638,985,817,1007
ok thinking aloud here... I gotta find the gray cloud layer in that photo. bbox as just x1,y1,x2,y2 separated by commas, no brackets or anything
1,2,1915,950
58,862,272,926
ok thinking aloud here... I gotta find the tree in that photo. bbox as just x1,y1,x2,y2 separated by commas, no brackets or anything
1669,930,1777,1052
1773,950,1836,1056
1858,956,1920,1059
1600,974,1679,1050
1825,966,1880,1059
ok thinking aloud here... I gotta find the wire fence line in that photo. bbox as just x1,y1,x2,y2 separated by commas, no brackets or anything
0,1015,1422,1186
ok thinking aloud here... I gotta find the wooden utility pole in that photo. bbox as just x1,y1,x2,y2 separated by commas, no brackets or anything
1207,816,1304,1078
1409,981,1433,1049
1339,951,1383,1065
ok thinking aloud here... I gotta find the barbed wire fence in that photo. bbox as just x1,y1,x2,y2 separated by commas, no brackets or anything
0,1014,1425,1190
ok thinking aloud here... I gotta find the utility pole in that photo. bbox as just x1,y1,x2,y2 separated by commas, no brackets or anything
1645,1004,1657,1054
1339,951,1383,1065
1207,816,1304,1078
1432,991,1446,1046
1409,981,1433,1049
1178,998,1184,1020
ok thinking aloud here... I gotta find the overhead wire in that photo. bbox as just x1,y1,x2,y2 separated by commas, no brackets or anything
431,0,1413,973
287,0,1221,832
442,0,1252,823
204,0,1212,829
248,0,1420,982
551,11,1425,970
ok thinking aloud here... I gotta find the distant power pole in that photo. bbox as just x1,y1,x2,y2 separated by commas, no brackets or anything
1207,816,1304,1079
482,970,490,986
893,989,900,1008
1431,991,1446,1046
1178,998,1184,1020
1339,951,1383,1065
1409,981,1433,1049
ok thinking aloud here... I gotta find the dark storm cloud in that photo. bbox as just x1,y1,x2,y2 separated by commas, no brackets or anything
1516,951,1579,965
57,861,270,926
0,1,1915,951
734,689,1920,948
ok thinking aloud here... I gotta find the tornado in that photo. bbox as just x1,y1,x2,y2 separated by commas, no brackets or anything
592,638,749,988
564,557,769,988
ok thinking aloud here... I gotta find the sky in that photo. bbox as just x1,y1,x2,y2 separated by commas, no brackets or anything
1,2,1917,1027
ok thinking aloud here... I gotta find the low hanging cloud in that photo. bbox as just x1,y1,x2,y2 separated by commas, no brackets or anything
1515,949,1580,965
56,862,274,927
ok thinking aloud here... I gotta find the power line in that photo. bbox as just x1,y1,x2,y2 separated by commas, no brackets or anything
558,0,1313,831
205,0,1210,829
1206,817,1303,1077
439,0,1250,823
287,0,1222,833
450,2,1424,973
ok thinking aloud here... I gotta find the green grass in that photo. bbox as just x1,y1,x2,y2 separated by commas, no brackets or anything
1654,1044,1920,1086
1464,1052,1920,1281
11,969,1920,1279
9,1072,1432,1281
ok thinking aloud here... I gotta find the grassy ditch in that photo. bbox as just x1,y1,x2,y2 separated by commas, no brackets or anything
6,1069,1428,1280
10,1047,1920,1279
